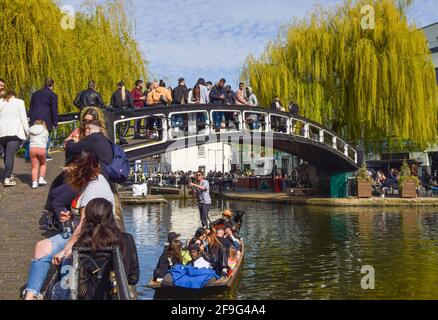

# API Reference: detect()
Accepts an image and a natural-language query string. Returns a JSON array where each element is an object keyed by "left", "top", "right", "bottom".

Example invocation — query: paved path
[
  {"left": 0, "top": 153, "right": 65, "bottom": 300},
  {"left": 217, "top": 191, "right": 438, "bottom": 206}
]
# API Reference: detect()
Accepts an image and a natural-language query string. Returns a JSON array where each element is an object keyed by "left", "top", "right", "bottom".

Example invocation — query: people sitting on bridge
[
  {"left": 172, "top": 78, "right": 189, "bottom": 104},
  {"left": 374, "top": 170, "right": 388, "bottom": 198},
  {"left": 147, "top": 80, "right": 172, "bottom": 106},
  {"left": 24, "top": 150, "right": 115, "bottom": 300},
  {"left": 131, "top": 80, "right": 147, "bottom": 139},
  {"left": 246, "top": 87, "right": 258, "bottom": 106},
  {"left": 235, "top": 82, "right": 247, "bottom": 105},
  {"left": 271, "top": 96, "right": 285, "bottom": 112},
  {"left": 50, "top": 198, "right": 139, "bottom": 300},
  {"left": 73, "top": 80, "right": 105, "bottom": 110}
]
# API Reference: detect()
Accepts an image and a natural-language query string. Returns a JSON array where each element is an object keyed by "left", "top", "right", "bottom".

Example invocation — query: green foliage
[
  {"left": 242, "top": 0, "right": 437, "bottom": 152},
  {"left": 0, "top": 0, "right": 147, "bottom": 113},
  {"left": 399, "top": 159, "right": 420, "bottom": 187},
  {"left": 356, "top": 163, "right": 372, "bottom": 182}
]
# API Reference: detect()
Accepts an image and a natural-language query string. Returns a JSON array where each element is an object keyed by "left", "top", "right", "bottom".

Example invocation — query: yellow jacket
[{"left": 147, "top": 87, "right": 173, "bottom": 105}]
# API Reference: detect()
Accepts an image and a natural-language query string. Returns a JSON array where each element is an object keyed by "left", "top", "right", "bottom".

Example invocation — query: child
[{"left": 29, "top": 120, "right": 49, "bottom": 189}]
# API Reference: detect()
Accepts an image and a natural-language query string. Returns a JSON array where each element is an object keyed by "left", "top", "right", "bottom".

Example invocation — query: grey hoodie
[
  {"left": 247, "top": 87, "right": 258, "bottom": 106},
  {"left": 29, "top": 124, "right": 49, "bottom": 149}
]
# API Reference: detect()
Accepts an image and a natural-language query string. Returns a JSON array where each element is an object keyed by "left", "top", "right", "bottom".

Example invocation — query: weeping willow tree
[
  {"left": 0, "top": 0, "right": 147, "bottom": 113},
  {"left": 242, "top": 0, "right": 438, "bottom": 152}
]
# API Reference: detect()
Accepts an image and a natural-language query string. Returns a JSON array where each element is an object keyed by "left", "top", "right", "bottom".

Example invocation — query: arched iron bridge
[{"left": 58, "top": 104, "right": 358, "bottom": 173}]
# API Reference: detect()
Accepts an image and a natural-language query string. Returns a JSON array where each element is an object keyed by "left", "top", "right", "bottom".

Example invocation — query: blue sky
[{"left": 60, "top": 0, "right": 438, "bottom": 88}]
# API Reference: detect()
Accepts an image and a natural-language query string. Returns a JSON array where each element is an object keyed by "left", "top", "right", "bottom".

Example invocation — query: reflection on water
[{"left": 123, "top": 199, "right": 438, "bottom": 300}]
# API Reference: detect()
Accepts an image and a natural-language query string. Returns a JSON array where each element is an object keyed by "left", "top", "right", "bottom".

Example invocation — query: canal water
[{"left": 123, "top": 199, "right": 438, "bottom": 300}]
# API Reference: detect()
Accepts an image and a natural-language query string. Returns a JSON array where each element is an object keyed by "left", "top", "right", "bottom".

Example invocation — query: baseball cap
[{"left": 168, "top": 232, "right": 181, "bottom": 242}]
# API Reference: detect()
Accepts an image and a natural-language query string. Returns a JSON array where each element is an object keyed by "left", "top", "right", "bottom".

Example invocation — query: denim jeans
[
  {"left": 199, "top": 204, "right": 211, "bottom": 228},
  {"left": 50, "top": 258, "right": 73, "bottom": 300},
  {"left": 25, "top": 234, "right": 70, "bottom": 296},
  {"left": 213, "top": 112, "right": 223, "bottom": 129}
]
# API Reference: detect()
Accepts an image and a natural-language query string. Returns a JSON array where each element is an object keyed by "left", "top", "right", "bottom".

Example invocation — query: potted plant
[
  {"left": 399, "top": 159, "right": 420, "bottom": 198},
  {"left": 356, "top": 163, "right": 372, "bottom": 198}
]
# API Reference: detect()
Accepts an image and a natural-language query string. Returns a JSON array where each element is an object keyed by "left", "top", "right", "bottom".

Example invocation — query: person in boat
[
  {"left": 205, "top": 231, "right": 229, "bottom": 278},
  {"left": 188, "top": 243, "right": 212, "bottom": 269},
  {"left": 211, "top": 209, "right": 233, "bottom": 230},
  {"left": 51, "top": 198, "right": 139, "bottom": 300},
  {"left": 227, "top": 246, "right": 241, "bottom": 275},
  {"left": 215, "top": 228, "right": 233, "bottom": 250},
  {"left": 153, "top": 239, "right": 183, "bottom": 282},
  {"left": 187, "top": 227, "right": 209, "bottom": 254},
  {"left": 224, "top": 224, "right": 241, "bottom": 250},
  {"left": 24, "top": 150, "right": 115, "bottom": 300}
]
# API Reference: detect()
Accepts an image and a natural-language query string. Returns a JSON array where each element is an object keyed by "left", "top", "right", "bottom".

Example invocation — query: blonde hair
[
  {"left": 34, "top": 119, "right": 47, "bottom": 129},
  {"left": 121, "top": 85, "right": 126, "bottom": 102}
]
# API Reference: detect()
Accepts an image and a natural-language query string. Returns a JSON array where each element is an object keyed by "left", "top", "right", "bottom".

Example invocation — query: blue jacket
[
  {"left": 209, "top": 85, "right": 226, "bottom": 104},
  {"left": 29, "top": 87, "right": 59, "bottom": 132},
  {"left": 170, "top": 264, "right": 219, "bottom": 289}
]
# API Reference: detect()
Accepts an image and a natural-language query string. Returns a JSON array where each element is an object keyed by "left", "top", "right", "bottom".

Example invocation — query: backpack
[{"left": 103, "top": 142, "right": 130, "bottom": 184}]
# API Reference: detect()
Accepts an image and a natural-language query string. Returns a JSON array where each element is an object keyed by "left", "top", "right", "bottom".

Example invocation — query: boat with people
[{"left": 147, "top": 210, "right": 245, "bottom": 294}]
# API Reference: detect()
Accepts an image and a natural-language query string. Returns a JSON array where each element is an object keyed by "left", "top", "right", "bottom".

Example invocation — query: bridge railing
[{"left": 58, "top": 105, "right": 357, "bottom": 166}]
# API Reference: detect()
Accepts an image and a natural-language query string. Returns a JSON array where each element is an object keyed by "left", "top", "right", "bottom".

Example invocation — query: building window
[{"left": 198, "top": 146, "right": 205, "bottom": 158}]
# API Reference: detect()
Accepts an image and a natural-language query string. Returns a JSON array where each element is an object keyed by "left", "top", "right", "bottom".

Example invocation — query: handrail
[{"left": 57, "top": 104, "right": 357, "bottom": 165}]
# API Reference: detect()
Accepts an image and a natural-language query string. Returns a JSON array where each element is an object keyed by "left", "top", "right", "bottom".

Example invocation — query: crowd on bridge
[{"left": 0, "top": 76, "right": 303, "bottom": 187}]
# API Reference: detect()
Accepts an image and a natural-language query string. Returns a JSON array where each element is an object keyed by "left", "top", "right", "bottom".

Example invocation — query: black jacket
[
  {"left": 65, "top": 132, "right": 113, "bottom": 172},
  {"left": 121, "top": 233, "right": 140, "bottom": 285},
  {"left": 271, "top": 100, "right": 283, "bottom": 110},
  {"left": 29, "top": 87, "right": 59, "bottom": 132},
  {"left": 73, "top": 89, "right": 105, "bottom": 110},
  {"left": 110, "top": 89, "right": 134, "bottom": 110},
  {"left": 207, "top": 245, "right": 228, "bottom": 277},
  {"left": 209, "top": 85, "right": 226, "bottom": 104},
  {"left": 153, "top": 252, "right": 180, "bottom": 279},
  {"left": 289, "top": 103, "right": 299, "bottom": 115},
  {"left": 172, "top": 85, "right": 189, "bottom": 104},
  {"left": 225, "top": 91, "right": 236, "bottom": 105}
]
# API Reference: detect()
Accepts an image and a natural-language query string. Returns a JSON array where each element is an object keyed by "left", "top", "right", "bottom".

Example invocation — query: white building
[{"left": 160, "top": 142, "right": 232, "bottom": 173}]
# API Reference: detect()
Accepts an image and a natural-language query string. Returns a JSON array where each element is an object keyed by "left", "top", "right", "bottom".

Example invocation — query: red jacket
[{"left": 131, "top": 87, "right": 145, "bottom": 108}]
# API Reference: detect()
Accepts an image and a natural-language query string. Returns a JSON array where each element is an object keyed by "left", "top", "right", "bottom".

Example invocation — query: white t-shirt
[
  {"left": 193, "top": 257, "right": 212, "bottom": 269},
  {"left": 79, "top": 175, "right": 114, "bottom": 208}
]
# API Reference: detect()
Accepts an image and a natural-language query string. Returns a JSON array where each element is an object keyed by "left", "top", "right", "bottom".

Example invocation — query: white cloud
[{"left": 60, "top": 0, "right": 438, "bottom": 88}]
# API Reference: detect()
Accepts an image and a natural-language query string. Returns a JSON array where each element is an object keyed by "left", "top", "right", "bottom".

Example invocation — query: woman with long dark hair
[
  {"left": 153, "top": 240, "right": 183, "bottom": 281},
  {"left": 51, "top": 198, "right": 139, "bottom": 300},
  {"left": 206, "top": 231, "right": 229, "bottom": 278},
  {"left": 24, "top": 150, "right": 114, "bottom": 300}
]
